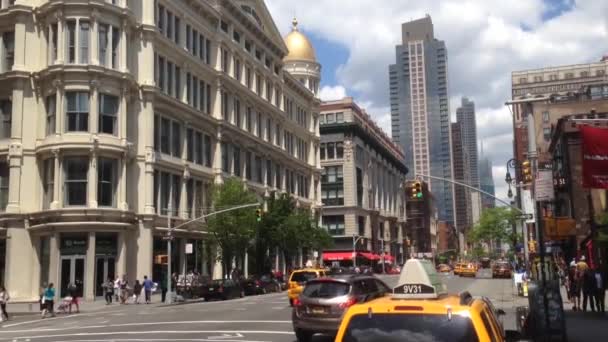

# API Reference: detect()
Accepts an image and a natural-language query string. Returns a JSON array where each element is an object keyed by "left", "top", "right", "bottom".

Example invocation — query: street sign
[
  {"left": 516, "top": 214, "right": 534, "bottom": 220},
  {"left": 521, "top": 190, "right": 536, "bottom": 223},
  {"left": 162, "top": 235, "right": 174, "bottom": 241},
  {"left": 185, "top": 243, "right": 193, "bottom": 254},
  {"left": 535, "top": 170, "right": 555, "bottom": 202}
]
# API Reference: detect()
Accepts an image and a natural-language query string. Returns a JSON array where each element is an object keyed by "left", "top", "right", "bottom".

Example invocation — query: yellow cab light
[
  {"left": 392, "top": 258, "right": 447, "bottom": 299},
  {"left": 394, "top": 305, "right": 424, "bottom": 311}
]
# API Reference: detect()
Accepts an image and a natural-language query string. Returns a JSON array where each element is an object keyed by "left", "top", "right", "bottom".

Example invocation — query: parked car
[
  {"left": 292, "top": 275, "right": 391, "bottom": 341},
  {"left": 492, "top": 261, "right": 513, "bottom": 278},
  {"left": 436, "top": 263, "right": 451, "bottom": 273},
  {"left": 243, "top": 275, "right": 282, "bottom": 295},
  {"left": 203, "top": 279, "right": 244, "bottom": 301}
]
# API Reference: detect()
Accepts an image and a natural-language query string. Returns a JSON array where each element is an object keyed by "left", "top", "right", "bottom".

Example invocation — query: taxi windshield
[
  {"left": 343, "top": 313, "right": 479, "bottom": 342},
  {"left": 290, "top": 271, "right": 318, "bottom": 283}
]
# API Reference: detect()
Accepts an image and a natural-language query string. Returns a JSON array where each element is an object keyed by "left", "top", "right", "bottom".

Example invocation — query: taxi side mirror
[{"left": 496, "top": 308, "right": 506, "bottom": 316}]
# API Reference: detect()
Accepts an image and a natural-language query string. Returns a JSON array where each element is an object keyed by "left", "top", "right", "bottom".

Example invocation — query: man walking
[
  {"left": 143, "top": 275, "right": 154, "bottom": 304},
  {"left": 582, "top": 266, "right": 597, "bottom": 312},
  {"left": 594, "top": 268, "right": 605, "bottom": 314}
]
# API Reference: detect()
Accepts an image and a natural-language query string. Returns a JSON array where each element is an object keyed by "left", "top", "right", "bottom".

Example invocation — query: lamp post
[
  {"left": 352, "top": 234, "right": 365, "bottom": 268},
  {"left": 505, "top": 158, "right": 530, "bottom": 265}
]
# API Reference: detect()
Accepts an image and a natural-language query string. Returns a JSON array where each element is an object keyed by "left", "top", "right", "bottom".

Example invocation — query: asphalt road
[{"left": 0, "top": 270, "right": 521, "bottom": 342}]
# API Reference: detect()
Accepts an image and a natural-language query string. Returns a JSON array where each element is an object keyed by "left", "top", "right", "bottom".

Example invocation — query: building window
[
  {"left": 97, "top": 158, "right": 117, "bottom": 207},
  {"left": 234, "top": 98, "right": 241, "bottom": 127},
  {"left": 48, "top": 24, "right": 58, "bottom": 64},
  {"left": 543, "top": 127, "right": 551, "bottom": 142},
  {"left": 42, "top": 158, "right": 54, "bottom": 210},
  {"left": 234, "top": 57, "right": 241, "bottom": 81},
  {"left": 221, "top": 91, "right": 229, "bottom": 121},
  {"left": 322, "top": 215, "right": 345, "bottom": 236},
  {"left": 326, "top": 142, "right": 335, "bottom": 159},
  {"left": 321, "top": 166, "right": 344, "bottom": 206},
  {"left": 64, "top": 157, "right": 88, "bottom": 206},
  {"left": 99, "top": 94, "right": 118, "bottom": 135},
  {"left": 246, "top": 67, "right": 252, "bottom": 89},
  {"left": 245, "top": 151, "right": 252, "bottom": 180},
  {"left": 0, "top": 100, "right": 11, "bottom": 139},
  {"left": 256, "top": 112, "right": 262, "bottom": 137},
  {"left": 255, "top": 156, "right": 262, "bottom": 183},
  {"left": 79, "top": 20, "right": 90, "bottom": 64},
  {"left": 542, "top": 111, "right": 549, "bottom": 123},
  {"left": 99, "top": 24, "right": 120, "bottom": 68},
  {"left": 336, "top": 112, "right": 344, "bottom": 123},
  {"left": 336, "top": 142, "right": 344, "bottom": 159},
  {"left": 45, "top": 95, "right": 56, "bottom": 136},
  {"left": 159, "top": 117, "right": 170, "bottom": 153},
  {"left": 326, "top": 113, "right": 335, "bottom": 124},
  {"left": 246, "top": 107, "right": 252, "bottom": 132},
  {"left": 204, "top": 134, "right": 212, "bottom": 168},
  {"left": 171, "top": 121, "right": 181, "bottom": 157},
  {"left": 233, "top": 146, "right": 241, "bottom": 176},
  {"left": 221, "top": 142, "right": 229, "bottom": 172},
  {"left": 175, "top": 66, "right": 181, "bottom": 99},
  {"left": 2, "top": 31, "right": 14, "bottom": 70},
  {"left": 0, "top": 162, "right": 7, "bottom": 211},
  {"left": 186, "top": 128, "right": 194, "bottom": 162},
  {"left": 66, "top": 92, "right": 89, "bottom": 132}
]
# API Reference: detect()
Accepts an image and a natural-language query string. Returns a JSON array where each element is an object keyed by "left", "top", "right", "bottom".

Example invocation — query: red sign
[{"left": 581, "top": 125, "right": 608, "bottom": 189}]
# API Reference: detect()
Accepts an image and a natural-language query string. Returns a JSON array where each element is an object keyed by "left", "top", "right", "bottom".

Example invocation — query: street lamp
[{"left": 352, "top": 234, "right": 365, "bottom": 268}]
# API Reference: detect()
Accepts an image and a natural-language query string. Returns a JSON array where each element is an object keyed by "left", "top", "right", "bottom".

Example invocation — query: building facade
[
  {"left": 389, "top": 15, "right": 455, "bottom": 225},
  {"left": 450, "top": 122, "right": 472, "bottom": 247},
  {"left": 0, "top": 0, "right": 321, "bottom": 301},
  {"left": 456, "top": 97, "right": 479, "bottom": 189},
  {"left": 319, "top": 98, "right": 408, "bottom": 265},
  {"left": 478, "top": 146, "right": 495, "bottom": 209}
]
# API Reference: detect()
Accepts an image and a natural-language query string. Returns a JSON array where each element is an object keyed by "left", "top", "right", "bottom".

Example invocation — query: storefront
[
  {"left": 94, "top": 233, "right": 117, "bottom": 297},
  {"left": 59, "top": 234, "right": 87, "bottom": 298}
]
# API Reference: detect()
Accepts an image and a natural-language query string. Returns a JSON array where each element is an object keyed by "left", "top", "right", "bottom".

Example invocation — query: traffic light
[
  {"left": 522, "top": 160, "right": 532, "bottom": 183},
  {"left": 411, "top": 181, "right": 423, "bottom": 199},
  {"left": 256, "top": 208, "right": 262, "bottom": 222}
]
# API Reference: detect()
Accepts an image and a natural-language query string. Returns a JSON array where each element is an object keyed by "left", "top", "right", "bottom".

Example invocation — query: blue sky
[{"left": 306, "top": 32, "right": 348, "bottom": 89}]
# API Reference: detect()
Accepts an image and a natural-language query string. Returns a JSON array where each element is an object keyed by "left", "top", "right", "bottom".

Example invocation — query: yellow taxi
[
  {"left": 454, "top": 262, "right": 465, "bottom": 275},
  {"left": 287, "top": 268, "right": 326, "bottom": 306},
  {"left": 460, "top": 262, "right": 478, "bottom": 277},
  {"left": 335, "top": 259, "right": 521, "bottom": 342}
]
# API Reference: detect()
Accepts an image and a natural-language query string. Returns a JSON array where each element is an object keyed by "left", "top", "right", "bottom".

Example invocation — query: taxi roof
[{"left": 392, "top": 258, "right": 447, "bottom": 299}]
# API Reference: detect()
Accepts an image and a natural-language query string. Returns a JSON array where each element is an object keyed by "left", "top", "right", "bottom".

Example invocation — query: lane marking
[
  {"left": 2, "top": 309, "right": 129, "bottom": 328},
  {"left": 1, "top": 321, "right": 292, "bottom": 334},
  {"left": 0, "top": 330, "right": 294, "bottom": 341},
  {"left": 271, "top": 307, "right": 285, "bottom": 310}
]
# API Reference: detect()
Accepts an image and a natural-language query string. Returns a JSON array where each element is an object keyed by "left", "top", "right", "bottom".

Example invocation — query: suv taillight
[
  {"left": 338, "top": 297, "right": 357, "bottom": 309},
  {"left": 293, "top": 298, "right": 302, "bottom": 307}
]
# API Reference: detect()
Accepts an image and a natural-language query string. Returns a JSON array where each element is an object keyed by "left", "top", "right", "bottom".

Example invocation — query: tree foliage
[
  {"left": 205, "top": 178, "right": 258, "bottom": 274},
  {"left": 468, "top": 207, "right": 519, "bottom": 252}
]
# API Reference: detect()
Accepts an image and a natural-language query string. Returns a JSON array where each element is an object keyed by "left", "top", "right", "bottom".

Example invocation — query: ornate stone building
[{"left": 0, "top": 0, "right": 320, "bottom": 300}]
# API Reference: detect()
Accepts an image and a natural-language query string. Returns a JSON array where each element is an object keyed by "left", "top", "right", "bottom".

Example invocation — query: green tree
[
  {"left": 468, "top": 207, "right": 519, "bottom": 255},
  {"left": 205, "top": 178, "right": 258, "bottom": 276}
]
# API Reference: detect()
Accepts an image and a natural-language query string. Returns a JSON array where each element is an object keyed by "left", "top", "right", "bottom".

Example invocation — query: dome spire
[{"left": 292, "top": 17, "right": 298, "bottom": 31}]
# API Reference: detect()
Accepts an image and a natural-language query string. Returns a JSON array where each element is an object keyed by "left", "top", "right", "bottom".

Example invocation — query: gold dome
[{"left": 283, "top": 18, "right": 317, "bottom": 62}]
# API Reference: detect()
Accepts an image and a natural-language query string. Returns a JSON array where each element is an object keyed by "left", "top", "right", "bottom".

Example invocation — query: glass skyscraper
[{"left": 389, "top": 15, "right": 455, "bottom": 224}]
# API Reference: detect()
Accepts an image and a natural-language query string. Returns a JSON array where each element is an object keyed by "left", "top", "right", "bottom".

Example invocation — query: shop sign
[
  {"left": 61, "top": 235, "right": 87, "bottom": 255},
  {"left": 581, "top": 125, "right": 608, "bottom": 189},
  {"left": 535, "top": 170, "right": 555, "bottom": 202},
  {"left": 96, "top": 235, "right": 117, "bottom": 255},
  {"left": 185, "top": 243, "right": 193, "bottom": 254}
]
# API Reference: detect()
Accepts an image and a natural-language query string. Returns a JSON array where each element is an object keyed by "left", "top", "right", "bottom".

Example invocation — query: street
[{"left": 0, "top": 272, "right": 521, "bottom": 342}]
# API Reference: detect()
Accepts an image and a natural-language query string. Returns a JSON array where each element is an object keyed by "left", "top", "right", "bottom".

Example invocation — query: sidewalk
[
  {"left": 559, "top": 286, "right": 607, "bottom": 341},
  {"left": 6, "top": 293, "right": 167, "bottom": 316}
]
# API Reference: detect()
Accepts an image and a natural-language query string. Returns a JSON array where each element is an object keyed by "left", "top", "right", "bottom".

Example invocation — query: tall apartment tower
[
  {"left": 479, "top": 143, "right": 495, "bottom": 209},
  {"left": 450, "top": 123, "right": 472, "bottom": 239},
  {"left": 389, "top": 15, "right": 455, "bottom": 224},
  {"left": 456, "top": 97, "right": 479, "bottom": 188}
]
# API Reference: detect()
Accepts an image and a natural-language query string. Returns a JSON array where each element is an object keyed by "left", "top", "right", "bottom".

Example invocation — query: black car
[
  {"left": 243, "top": 275, "right": 282, "bottom": 295},
  {"left": 292, "top": 274, "right": 391, "bottom": 341},
  {"left": 203, "top": 279, "right": 244, "bottom": 301}
]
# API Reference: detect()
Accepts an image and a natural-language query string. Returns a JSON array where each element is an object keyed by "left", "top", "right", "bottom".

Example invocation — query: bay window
[
  {"left": 0, "top": 100, "right": 11, "bottom": 139},
  {"left": 64, "top": 157, "right": 88, "bottom": 206},
  {"left": 66, "top": 91, "right": 89, "bottom": 132},
  {"left": 46, "top": 95, "right": 56, "bottom": 135},
  {"left": 0, "top": 162, "right": 8, "bottom": 211},
  {"left": 99, "top": 94, "right": 118, "bottom": 135},
  {"left": 42, "top": 158, "right": 54, "bottom": 210},
  {"left": 97, "top": 158, "right": 117, "bottom": 207}
]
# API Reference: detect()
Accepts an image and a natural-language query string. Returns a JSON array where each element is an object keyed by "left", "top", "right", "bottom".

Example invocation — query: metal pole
[
  {"left": 352, "top": 234, "right": 356, "bottom": 268},
  {"left": 166, "top": 205, "right": 172, "bottom": 304},
  {"left": 381, "top": 239, "right": 385, "bottom": 274}
]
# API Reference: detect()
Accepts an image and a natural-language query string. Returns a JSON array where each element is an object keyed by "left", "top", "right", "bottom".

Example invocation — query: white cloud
[
  {"left": 318, "top": 85, "right": 348, "bottom": 101},
  {"left": 266, "top": 0, "right": 608, "bottom": 210}
]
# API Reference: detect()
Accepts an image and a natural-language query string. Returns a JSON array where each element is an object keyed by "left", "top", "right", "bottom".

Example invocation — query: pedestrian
[
  {"left": 119, "top": 275, "right": 129, "bottom": 304},
  {"left": 143, "top": 275, "right": 154, "bottom": 304},
  {"left": 160, "top": 273, "right": 168, "bottom": 303},
  {"left": 41, "top": 283, "right": 56, "bottom": 318},
  {"left": 39, "top": 283, "right": 46, "bottom": 313},
  {"left": 593, "top": 268, "right": 605, "bottom": 314},
  {"left": 581, "top": 266, "right": 597, "bottom": 312},
  {"left": 0, "top": 285, "right": 9, "bottom": 322},
  {"left": 67, "top": 283, "right": 80, "bottom": 314},
  {"left": 568, "top": 262, "right": 581, "bottom": 311},
  {"left": 114, "top": 276, "right": 120, "bottom": 302},
  {"left": 102, "top": 277, "right": 114, "bottom": 305},
  {"left": 132, "top": 280, "right": 142, "bottom": 304},
  {"left": 577, "top": 256, "right": 589, "bottom": 273}
]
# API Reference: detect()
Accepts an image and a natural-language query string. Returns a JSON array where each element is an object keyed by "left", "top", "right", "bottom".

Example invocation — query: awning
[
  {"left": 383, "top": 255, "right": 395, "bottom": 262},
  {"left": 360, "top": 252, "right": 380, "bottom": 261},
  {"left": 322, "top": 252, "right": 353, "bottom": 261}
]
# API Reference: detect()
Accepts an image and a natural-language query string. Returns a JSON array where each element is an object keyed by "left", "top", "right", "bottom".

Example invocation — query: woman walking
[
  {"left": 41, "top": 283, "right": 56, "bottom": 318},
  {"left": 67, "top": 283, "right": 80, "bottom": 314},
  {"left": 132, "top": 280, "right": 142, "bottom": 304},
  {"left": 0, "top": 286, "right": 10, "bottom": 322}
]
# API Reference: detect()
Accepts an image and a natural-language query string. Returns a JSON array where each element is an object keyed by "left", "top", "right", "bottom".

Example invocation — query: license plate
[{"left": 311, "top": 307, "right": 325, "bottom": 314}]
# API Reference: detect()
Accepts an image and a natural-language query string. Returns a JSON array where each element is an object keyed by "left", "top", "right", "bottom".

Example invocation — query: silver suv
[{"left": 291, "top": 274, "right": 390, "bottom": 342}]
